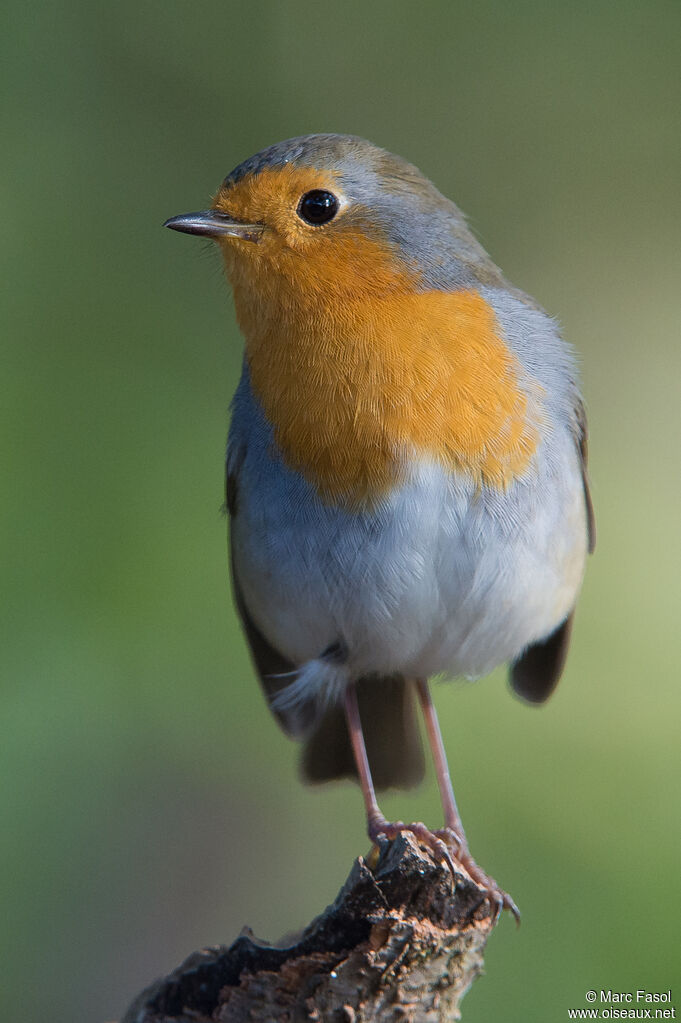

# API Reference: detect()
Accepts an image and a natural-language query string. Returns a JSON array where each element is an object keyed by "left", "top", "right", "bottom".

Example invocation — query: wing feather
[
  {"left": 509, "top": 399, "right": 595, "bottom": 702},
  {"left": 227, "top": 469, "right": 318, "bottom": 738}
]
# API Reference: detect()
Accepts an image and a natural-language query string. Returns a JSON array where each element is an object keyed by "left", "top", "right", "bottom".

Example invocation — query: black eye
[{"left": 297, "top": 189, "right": 339, "bottom": 226}]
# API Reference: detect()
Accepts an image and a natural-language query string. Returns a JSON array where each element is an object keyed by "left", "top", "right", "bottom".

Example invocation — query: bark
[{"left": 122, "top": 833, "right": 499, "bottom": 1023}]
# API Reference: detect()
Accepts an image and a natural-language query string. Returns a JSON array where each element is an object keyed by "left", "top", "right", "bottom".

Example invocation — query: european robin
[{"left": 165, "top": 134, "right": 595, "bottom": 919}]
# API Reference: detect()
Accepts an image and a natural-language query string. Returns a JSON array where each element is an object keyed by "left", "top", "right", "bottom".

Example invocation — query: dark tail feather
[
  {"left": 510, "top": 612, "right": 574, "bottom": 704},
  {"left": 301, "top": 675, "right": 425, "bottom": 791}
]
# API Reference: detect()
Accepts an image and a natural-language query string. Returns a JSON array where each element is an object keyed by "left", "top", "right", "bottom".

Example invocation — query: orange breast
[
  {"left": 239, "top": 286, "right": 540, "bottom": 505},
  {"left": 214, "top": 167, "right": 539, "bottom": 505}
]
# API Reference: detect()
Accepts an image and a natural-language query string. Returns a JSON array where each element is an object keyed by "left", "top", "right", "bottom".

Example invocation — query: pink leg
[
  {"left": 415, "top": 679, "right": 520, "bottom": 922},
  {"left": 343, "top": 682, "right": 458, "bottom": 876},
  {"left": 415, "top": 678, "right": 468, "bottom": 847}
]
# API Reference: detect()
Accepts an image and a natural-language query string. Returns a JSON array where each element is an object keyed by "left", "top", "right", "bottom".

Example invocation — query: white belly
[{"left": 230, "top": 432, "right": 588, "bottom": 704}]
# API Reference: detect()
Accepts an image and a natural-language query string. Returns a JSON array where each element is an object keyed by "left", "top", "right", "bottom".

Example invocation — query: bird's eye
[{"left": 297, "top": 190, "right": 339, "bottom": 226}]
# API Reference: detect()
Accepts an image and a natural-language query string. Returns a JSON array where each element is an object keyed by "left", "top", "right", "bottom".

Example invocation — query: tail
[
  {"left": 301, "top": 675, "right": 425, "bottom": 791},
  {"left": 509, "top": 612, "right": 574, "bottom": 704}
]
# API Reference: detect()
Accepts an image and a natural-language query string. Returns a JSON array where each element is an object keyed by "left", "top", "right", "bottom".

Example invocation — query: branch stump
[{"left": 122, "top": 833, "right": 500, "bottom": 1023}]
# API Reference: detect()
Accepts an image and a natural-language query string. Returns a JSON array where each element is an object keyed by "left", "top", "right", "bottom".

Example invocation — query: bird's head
[
  {"left": 165, "top": 134, "right": 501, "bottom": 318},
  {"left": 165, "top": 135, "right": 539, "bottom": 502}
]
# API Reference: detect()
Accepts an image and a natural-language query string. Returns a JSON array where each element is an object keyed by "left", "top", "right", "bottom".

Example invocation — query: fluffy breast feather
[{"left": 239, "top": 287, "right": 542, "bottom": 506}]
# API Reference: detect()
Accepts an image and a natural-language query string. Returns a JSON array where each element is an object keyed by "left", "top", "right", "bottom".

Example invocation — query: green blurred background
[{"left": 3, "top": 1, "right": 680, "bottom": 1020}]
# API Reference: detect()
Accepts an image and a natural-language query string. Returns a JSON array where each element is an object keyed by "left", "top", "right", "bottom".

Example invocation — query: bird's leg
[
  {"left": 414, "top": 678, "right": 468, "bottom": 852},
  {"left": 415, "top": 678, "right": 520, "bottom": 922},
  {"left": 343, "top": 682, "right": 458, "bottom": 876}
]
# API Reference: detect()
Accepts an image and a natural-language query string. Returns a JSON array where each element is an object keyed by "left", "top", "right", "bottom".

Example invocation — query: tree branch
[{"left": 122, "top": 833, "right": 499, "bottom": 1023}]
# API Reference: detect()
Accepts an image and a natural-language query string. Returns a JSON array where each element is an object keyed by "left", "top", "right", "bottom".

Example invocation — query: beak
[{"left": 163, "top": 210, "right": 264, "bottom": 242}]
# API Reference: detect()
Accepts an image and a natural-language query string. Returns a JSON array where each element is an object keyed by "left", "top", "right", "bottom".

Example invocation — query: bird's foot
[
  {"left": 368, "top": 815, "right": 460, "bottom": 877},
  {"left": 367, "top": 815, "right": 519, "bottom": 923},
  {"left": 434, "top": 826, "right": 520, "bottom": 924}
]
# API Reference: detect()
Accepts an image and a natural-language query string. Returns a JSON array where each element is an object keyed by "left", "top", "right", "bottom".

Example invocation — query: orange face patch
[
  {"left": 213, "top": 164, "right": 420, "bottom": 304},
  {"left": 214, "top": 164, "right": 343, "bottom": 250},
  {"left": 215, "top": 167, "right": 540, "bottom": 504}
]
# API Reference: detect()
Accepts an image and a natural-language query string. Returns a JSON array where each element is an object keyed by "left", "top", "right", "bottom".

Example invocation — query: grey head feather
[{"left": 221, "top": 133, "right": 505, "bottom": 292}]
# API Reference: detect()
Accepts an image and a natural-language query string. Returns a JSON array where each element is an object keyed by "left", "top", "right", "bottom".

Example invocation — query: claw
[
  {"left": 454, "top": 851, "right": 520, "bottom": 924},
  {"left": 368, "top": 816, "right": 457, "bottom": 874},
  {"left": 434, "top": 826, "right": 463, "bottom": 858},
  {"left": 433, "top": 825, "right": 520, "bottom": 923},
  {"left": 369, "top": 816, "right": 520, "bottom": 923}
]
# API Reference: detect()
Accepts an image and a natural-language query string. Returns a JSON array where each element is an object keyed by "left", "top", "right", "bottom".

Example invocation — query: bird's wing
[
  {"left": 575, "top": 397, "right": 596, "bottom": 556},
  {"left": 510, "top": 398, "right": 595, "bottom": 702},
  {"left": 226, "top": 466, "right": 318, "bottom": 739}
]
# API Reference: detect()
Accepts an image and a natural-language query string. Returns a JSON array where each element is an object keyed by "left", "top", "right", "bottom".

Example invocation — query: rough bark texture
[{"left": 122, "top": 833, "right": 498, "bottom": 1023}]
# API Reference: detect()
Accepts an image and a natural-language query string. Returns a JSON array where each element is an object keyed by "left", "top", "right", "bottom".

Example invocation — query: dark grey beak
[{"left": 163, "top": 210, "right": 263, "bottom": 242}]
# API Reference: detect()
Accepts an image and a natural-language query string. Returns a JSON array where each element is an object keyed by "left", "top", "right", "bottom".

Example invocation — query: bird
[{"left": 164, "top": 133, "right": 595, "bottom": 919}]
